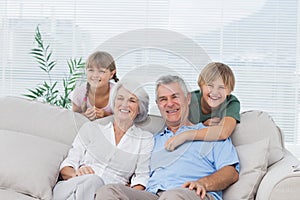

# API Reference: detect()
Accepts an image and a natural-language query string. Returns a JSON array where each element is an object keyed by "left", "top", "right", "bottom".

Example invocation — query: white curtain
[{"left": 1, "top": 0, "right": 299, "bottom": 147}]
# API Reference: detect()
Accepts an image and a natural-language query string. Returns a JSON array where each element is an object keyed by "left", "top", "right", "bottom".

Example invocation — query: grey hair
[
  {"left": 110, "top": 80, "right": 149, "bottom": 123},
  {"left": 155, "top": 75, "right": 189, "bottom": 100}
]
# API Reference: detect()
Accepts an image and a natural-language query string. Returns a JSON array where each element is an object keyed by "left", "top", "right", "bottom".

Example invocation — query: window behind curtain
[{"left": 0, "top": 0, "right": 299, "bottom": 148}]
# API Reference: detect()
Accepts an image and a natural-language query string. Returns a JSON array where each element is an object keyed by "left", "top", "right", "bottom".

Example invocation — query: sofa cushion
[
  {"left": 231, "top": 110, "right": 284, "bottom": 166},
  {"left": 0, "top": 189, "right": 37, "bottom": 200},
  {"left": 0, "top": 130, "right": 70, "bottom": 200},
  {"left": 223, "top": 139, "right": 269, "bottom": 200}
]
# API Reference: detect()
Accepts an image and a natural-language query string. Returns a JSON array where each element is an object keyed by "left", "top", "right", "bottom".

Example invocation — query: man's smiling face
[{"left": 156, "top": 82, "right": 190, "bottom": 127}]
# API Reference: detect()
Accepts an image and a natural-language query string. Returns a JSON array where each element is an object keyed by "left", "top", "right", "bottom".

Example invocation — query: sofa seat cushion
[
  {"left": 231, "top": 110, "right": 284, "bottom": 166},
  {"left": 0, "top": 189, "right": 37, "bottom": 200},
  {"left": 0, "top": 130, "right": 70, "bottom": 200}
]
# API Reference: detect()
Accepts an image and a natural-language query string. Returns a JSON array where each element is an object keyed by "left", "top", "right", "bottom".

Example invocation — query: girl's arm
[{"left": 72, "top": 102, "right": 82, "bottom": 112}]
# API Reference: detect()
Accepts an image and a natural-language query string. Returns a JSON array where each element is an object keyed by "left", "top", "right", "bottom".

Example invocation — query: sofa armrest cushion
[
  {"left": 223, "top": 139, "right": 269, "bottom": 200},
  {"left": 256, "top": 150, "right": 300, "bottom": 200},
  {"left": 0, "top": 130, "right": 70, "bottom": 200}
]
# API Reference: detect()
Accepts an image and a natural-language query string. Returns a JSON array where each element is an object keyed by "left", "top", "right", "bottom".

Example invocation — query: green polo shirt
[{"left": 188, "top": 90, "right": 240, "bottom": 124}]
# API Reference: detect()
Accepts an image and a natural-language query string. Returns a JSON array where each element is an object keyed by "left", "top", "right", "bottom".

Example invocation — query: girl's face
[
  {"left": 114, "top": 87, "right": 140, "bottom": 122},
  {"left": 86, "top": 65, "right": 115, "bottom": 88},
  {"left": 200, "top": 76, "right": 231, "bottom": 109}
]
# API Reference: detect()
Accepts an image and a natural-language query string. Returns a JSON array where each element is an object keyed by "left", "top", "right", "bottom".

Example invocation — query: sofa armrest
[{"left": 256, "top": 150, "right": 300, "bottom": 200}]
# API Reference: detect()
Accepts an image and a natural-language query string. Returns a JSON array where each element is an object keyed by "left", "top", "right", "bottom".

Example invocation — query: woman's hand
[{"left": 75, "top": 165, "right": 95, "bottom": 176}]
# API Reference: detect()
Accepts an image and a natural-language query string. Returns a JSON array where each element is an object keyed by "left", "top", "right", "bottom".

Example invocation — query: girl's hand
[
  {"left": 164, "top": 133, "right": 188, "bottom": 151},
  {"left": 76, "top": 165, "right": 95, "bottom": 176},
  {"left": 84, "top": 107, "right": 97, "bottom": 120},
  {"left": 95, "top": 107, "right": 105, "bottom": 119}
]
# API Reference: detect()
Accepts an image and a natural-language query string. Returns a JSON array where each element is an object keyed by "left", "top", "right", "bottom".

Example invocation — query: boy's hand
[
  {"left": 203, "top": 117, "right": 221, "bottom": 126},
  {"left": 164, "top": 133, "right": 188, "bottom": 151}
]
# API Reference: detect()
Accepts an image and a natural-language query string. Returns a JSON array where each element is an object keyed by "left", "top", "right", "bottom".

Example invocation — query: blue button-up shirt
[{"left": 146, "top": 123, "right": 240, "bottom": 200}]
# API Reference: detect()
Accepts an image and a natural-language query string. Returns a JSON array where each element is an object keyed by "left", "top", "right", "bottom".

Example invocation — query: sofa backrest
[
  {"left": 97, "top": 109, "right": 285, "bottom": 166},
  {"left": 0, "top": 96, "right": 88, "bottom": 145},
  {"left": 95, "top": 114, "right": 165, "bottom": 134}
]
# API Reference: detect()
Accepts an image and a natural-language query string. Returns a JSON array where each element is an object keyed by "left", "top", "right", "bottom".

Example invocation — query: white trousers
[{"left": 53, "top": 174, "right": 105, "bottom": 200}]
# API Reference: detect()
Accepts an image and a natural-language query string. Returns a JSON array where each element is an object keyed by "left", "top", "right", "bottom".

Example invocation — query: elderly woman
[{"left": 52, "top": 80, "right": 154, "bottom": 200}]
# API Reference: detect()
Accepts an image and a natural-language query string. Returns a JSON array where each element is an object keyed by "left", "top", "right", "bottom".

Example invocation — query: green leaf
[
  {"left": 30, "top": 49, "right": 44, "bottom": 54},
  {"left": 23, "top": 94, "right": 38, "bottom": 99},
  {"left": 27, "top": 89, "right": 40, "bottom": 96},
  {"left": 24, "top": 25, "right": 85, "bottom": 109},
  {"left": 48, "top": 61, "right": 56, "bottom": 71},
  {"left": 32, "top": 53, "right": 46, "bottom": 60}
]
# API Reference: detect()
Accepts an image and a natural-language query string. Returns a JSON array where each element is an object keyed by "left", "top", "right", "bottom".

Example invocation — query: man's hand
[
  {"left": 76, "top": 165, "right": 95, "bottom": 176},
  {"left": 182, "top": 181, "right": 207, "bottom": 199}
]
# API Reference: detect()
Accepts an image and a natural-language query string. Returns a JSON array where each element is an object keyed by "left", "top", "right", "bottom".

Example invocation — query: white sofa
[{"left": 0, "top": 96, "right": 300, "bottom": 200}]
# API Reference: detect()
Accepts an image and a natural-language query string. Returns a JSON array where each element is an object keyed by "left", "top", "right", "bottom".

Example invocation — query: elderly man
[{"left": 96, "top": 75, "right": 239, "bottom": 200}]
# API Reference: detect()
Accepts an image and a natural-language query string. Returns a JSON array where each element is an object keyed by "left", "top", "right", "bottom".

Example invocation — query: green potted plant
[{"left": 24, "top": 26, "right": 85, "bottom": 109}]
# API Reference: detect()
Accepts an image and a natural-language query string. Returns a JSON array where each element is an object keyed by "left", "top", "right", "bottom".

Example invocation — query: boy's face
[{"left": 200, "top": 76, "right": 231, "bottom": 109}]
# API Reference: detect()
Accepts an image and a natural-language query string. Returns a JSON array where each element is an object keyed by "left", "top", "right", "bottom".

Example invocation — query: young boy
[{"left": 165, "top": 62, "right": 240, "bottom": 151}]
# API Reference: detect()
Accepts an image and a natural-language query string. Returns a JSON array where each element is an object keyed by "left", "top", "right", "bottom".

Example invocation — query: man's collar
[{"left": 160, "top": 124, "right": 197, "bottom": 136}]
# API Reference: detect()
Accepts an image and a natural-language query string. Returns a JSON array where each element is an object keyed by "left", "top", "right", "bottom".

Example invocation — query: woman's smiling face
[{"left": 114, "top": 86, "right": 140, "bottom": 122}]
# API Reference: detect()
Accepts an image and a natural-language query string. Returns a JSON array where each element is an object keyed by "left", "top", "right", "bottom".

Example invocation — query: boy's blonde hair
[{"left": 198, "top": 62, "right": 235, "bottom": 92}]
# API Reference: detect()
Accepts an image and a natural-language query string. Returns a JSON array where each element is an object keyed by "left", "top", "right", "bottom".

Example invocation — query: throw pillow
[
  {"left": 223, "top": 139, "right": 269, "bottom": 200},
  {"left": 0, "top": 130, "right": 70, "bottom": 200}
]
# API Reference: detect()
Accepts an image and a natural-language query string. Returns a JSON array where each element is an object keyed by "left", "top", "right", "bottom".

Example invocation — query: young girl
[{"left": 72, "top": 51, "right": 119, "bottom": 120}]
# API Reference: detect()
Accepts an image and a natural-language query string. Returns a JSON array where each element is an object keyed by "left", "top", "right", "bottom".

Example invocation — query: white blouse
[{"left": 60, "top": 121, "right": 154, "bottom": 187}]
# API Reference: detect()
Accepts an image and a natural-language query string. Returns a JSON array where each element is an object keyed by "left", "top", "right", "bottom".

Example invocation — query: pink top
[{"left": 71, "top": 82, "right": 114, "bottom": 113}]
